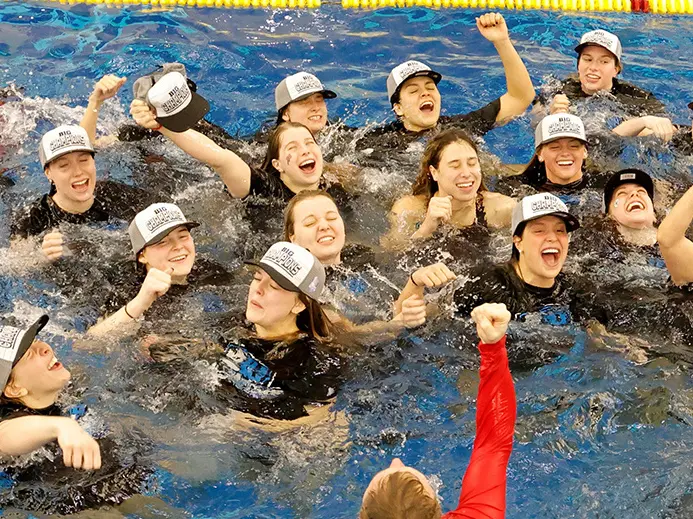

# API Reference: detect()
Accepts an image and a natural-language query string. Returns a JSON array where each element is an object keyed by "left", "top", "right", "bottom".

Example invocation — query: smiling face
[
  {"left": 44, "top": 151, "right": 97, "bottom": 211},
  {"left": 514, "top": 216, "right": 569, "bottom": 288},
  {"left": 271, "top": 126, "right": 324, "bottom": 192},
  {"left": 430, "top": 140, "right": 482, "bottom": 203},
  {"left": 393, "top": 76, "right": 441, "bottom": 132},
  {"left": 608, "top": 183, "right": 655, "bottom": 230},
  {"left": 537, "top": 138, "right": 587, "bottom": 185},
  {"left": 288, "top": 195, "right": 345, "bottom": 265},
  {"left": 138, "top": 226, "right": 196, "bottom": 277},
  {"left": 245, "top": 268, "right": 304, "bottom": 332},
  {"left": 578, "top": 45, "right": 620, "bottom": 94},
  {"left": 3, "top": 340, "right": 71, "bottom": 404},
  {"left": 282, "top": 93, "right": 328, "bottom": 134}
]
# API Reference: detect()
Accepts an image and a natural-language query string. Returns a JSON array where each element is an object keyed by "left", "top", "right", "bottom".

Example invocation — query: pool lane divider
[{"left": 14, "top": 0, "right": 693, "bottom": 12}]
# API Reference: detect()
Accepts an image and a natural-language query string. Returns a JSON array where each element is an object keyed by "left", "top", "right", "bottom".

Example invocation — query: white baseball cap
[
  {"left": 535, "top": 114, "right": 587, "bottom": 149},
  {"left": 133, "top": 63, "right": 209, "bottom": 132},
  {"left": 128, "top": 203, "right": 199, "bottom": 256},
  {"left": 575, "top": 29, "right": 623, "bottom": 64},
  {"left": 38, "top": 125, "right": 95, "bottom": 168},
  {"left": 245, "top": 242, "right": 325, "bottom": 299},
  {"left": 274, "top": 72, "right": 337, "bottom": 113},
  {"left": 511, "top": 193, "right": 580, "bottom": 236},
  {"left": 387, "top": 60, "right": 442, "bottom": 105},
  {"left": 0, "top": 315, "right": 49, "bottom": 389}
]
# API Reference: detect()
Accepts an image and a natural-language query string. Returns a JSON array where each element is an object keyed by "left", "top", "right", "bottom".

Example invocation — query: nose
[
  {"left": 317, "top": 218, "right": 330, "bottom": 230},
  {"left": 389, "top": 458, "right": 405, "bottom": 469},
  {"left": 33, "top": 340, "right": 52, "bottom": 357}
]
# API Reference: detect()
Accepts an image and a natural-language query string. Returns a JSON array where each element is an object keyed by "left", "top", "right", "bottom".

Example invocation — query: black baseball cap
[{"left": 603, "top": 169, "right": 654, "bottom": 211}]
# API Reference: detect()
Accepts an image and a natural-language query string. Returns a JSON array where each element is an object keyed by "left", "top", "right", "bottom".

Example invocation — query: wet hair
[
  {"left": 295, "top": 293, "right": 339, "bottom": 342},
  {"left": 260, "top": 121, "right": 317, "bottom": 177},
  {"left": 359, "top": 471, "right": 442, "bottom": 519},
  {"left": 0, "top": 372, "right": 24, "bottom": 407},
  {"left": 283, "top": 190, "right": 338, "bottom": 241},
  {"left": 412, "top": 128, "right": 487, "bottom": 201}
]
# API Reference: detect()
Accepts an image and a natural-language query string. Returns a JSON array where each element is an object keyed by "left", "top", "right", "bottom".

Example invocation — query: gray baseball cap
[
  {"left": 133, "top": 63, "right": 209, "bottom": 132},
  {"left": 275, "top": 72, "right": 337, "bottom": 113},
  {"left": 245, "top": 242, "right": 325, "bottom": 299},
  {"left": 575, "top": 29, "right": 623, "bottom": 65},
  {"left": 387, "top": 60, "right": 442, "bottom": 105},
  {"left": 0, "top": 315, "right": 49, "bottom": 389},
  {"left": 534, "top": 113, "right": 587, "bottom": 149},
  {"left": 38, "top": 125, "right": 95, "bottom": 169},
  {"left": 128, "top": 203, "right": 199, "bottom": 256},
  {"left": 511, "top": 193, "right": 580, "bottom": 236}
]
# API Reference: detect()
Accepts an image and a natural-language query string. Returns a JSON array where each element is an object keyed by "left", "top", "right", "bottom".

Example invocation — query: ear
[
  {"left": 291, "top": 298, "right": 306, "bottom": 316},
  {"left": 289, "top": 233, "right": 296, "bottom": 243},
  {"left": 537, "top": 147, "right": 545, "bottom": 163},
  {"left": 137, "top": 250, "right": 148, "bottom": 267},
  {"left": 512, "top": 235, "right": 523, "bottom": 253},
  {"left": 272, "top": 158, "right": 283, "bottom": 174},
  {"left": 429, "top": 165, "right": 439, "bottom": 182},
  {"left": 393, "top": 103, "right": 404, "bottom": 117},
  {"left": 282, "top": 109, "right": 291, "bottom": 123},
  {"left": 3, "top": 382, "right": 28, "bottom": 400},
  {"left": 44, "top": 164, "right": 53, "bottom": 183}
]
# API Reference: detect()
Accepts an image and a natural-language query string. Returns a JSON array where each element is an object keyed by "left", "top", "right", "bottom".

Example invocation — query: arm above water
[
  {"left": 130, "top": 99, "right": 252, "bottom": 197},
  {"left": 658, "top": 185, "right": 693, "bottom": 286},
  {"left": 80, "top": 75, "right": 127, "bottom": 145},
  {"left": 612, "top": 115, "right": 675, "bottom": 142}
]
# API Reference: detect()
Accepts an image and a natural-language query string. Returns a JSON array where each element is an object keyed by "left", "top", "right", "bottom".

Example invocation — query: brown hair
[
  {"left": 0, "top": 371, "right": 24, "bottom": 407},
  {"left": 283, "top": 190, "right": 338, "bottom": 241},
  {"left": 359, "top": 471, "right": 442, "bottom": 519},
  {"left": 296, "top": 293, "right": 342, "bottom": 343},
  {"left": 260, "top": 121, "right": 317, "bottom": 177},
  {"left": 412, "top": 128, "right": 487, "bottom": 201}
]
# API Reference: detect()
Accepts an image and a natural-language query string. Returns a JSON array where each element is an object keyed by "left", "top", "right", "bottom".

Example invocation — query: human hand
[
  {"left": 89, "top": 75, "right": 127, "bottom": 105},
  {"left": 411, "top": 262, "right": 457, "bottom": 288},
  {"left": 130, "top": 99, "right": 160, "bottom": 130},
  {"left": 41, "top": 230, "right": 64, "bottom": 261},
  {"left": 476, "top": 13, "right": 509, "bottom": 43},
  {"left": 55, "top": 418, "right": 102, "bottom": 470},
  {"left": 131, "top": 267, "right": 174, "bottom": 315},
  {"left": 395, "top": 294, "right": 427, "bottom": 328},
  {"left": 640, "top": 116, "right": 675, "bottom": 142},
  {"left": 471, "top": 302, "right": 511, "bottom": 344},
  {"left": 421, "top": 195, "right": 453, "bottom": 234},
  {"left": 549, "top": 94, "right": 571, "bottom": 115}
]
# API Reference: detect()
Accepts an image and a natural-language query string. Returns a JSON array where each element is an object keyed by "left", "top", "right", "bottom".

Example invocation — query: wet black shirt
[
  {"left": 10, "top": 180, "right": 159, "bottom": 239},
  {"left": 358, "top": 98, "right": 502, "bottom": 152},
  {"left": 0, "top": 401, "right": 151, "bottom": 515}
]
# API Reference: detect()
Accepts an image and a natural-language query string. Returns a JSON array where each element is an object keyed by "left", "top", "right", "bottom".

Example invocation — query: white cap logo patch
[
  {"left": 147, "top": 72, "right": 192, "bottom": 118},
  {"left": 529, "top": 193, "right": 568, "bottom": 214},
  {"left": 392, "top": 61, "right": 430, "bottom": 84},
  {"left": 577, "top": 29, "right": 622, "bottom": 62},
  {"left": 620, "top": 173, "right": 637, "bottom": 181},
  {"left": 287, "top": 73, "right": 324, "bottom": 99},
  {"left": 246, "top": 242, "right": 325, "bottom": 298},
  {"left": 535, "top": 113, "right": 586, "bottom": 149},
  {"left": 547, "top": 117, "right": 583, "bottom": 138},
  {"left": 511, "top": 193, "right": 580, "bottom": 236},
  {"left": 38, "top": 125, "right": 95, "bottom": 168},
  {"left": 264, "top": 245, "right": 309, "bottom": 284},
  {"left": 128, "top": 203, "right": 199, "bottom": 255},
  {"left": 0, "top": 327, "right": 21, "bottom": 357}
]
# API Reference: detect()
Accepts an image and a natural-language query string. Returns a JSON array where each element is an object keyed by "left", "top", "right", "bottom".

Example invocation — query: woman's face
[
  {"left": 44, "top": 151, "right": 97, "bottom": 206},
  {"left": 538, "top": 138, "right": 586, "bottom": 185},
  {"left": 289, "top": 196, "right": 345, "bottom": 264},
  {"left": 430, "top": 140, "right": 482, "bottom": 202},
  {"left": 608, "top": 183, "right": 655, "bottom": 230},
  {"left": 139, "top": 227, "right": 196, "bottom": 276},
  {"left": 246, "top": 269, "right": 304, "bottom": 330},
  {"left": 578, "top": 45, "right": 620, "bottom": 94},
  {"left": 282, "top": 93, "right": 328, "bottom": 134},
  {"left": 514, "top": 216, "right": 569, "bottom": 286},
  {"left": 271, "top": 127, "right": 323, "bottom": 190},
  {"left": 393, "top": 76, "right": 441, "bottom": 132},
  {"left": 4, "top": 340, "right": 70, "bottom": 401}
]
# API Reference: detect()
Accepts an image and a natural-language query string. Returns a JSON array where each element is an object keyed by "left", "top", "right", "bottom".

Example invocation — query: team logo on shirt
[
  {"left": 48, "top": 130, "right": 89, "bottom": 153},
  {"left": 161, "top": 84, "right": 191, "bottom": 114}
]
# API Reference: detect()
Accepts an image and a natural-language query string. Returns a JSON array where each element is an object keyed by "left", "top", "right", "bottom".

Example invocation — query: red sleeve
[{"left": 443, "top": 335, "right": 516, "bottom": 519}]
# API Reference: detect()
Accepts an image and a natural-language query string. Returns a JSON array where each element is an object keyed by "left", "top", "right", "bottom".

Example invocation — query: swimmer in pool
[
  {"left": 603, "top": 168, "right": 657, "bottom": 247},
  {"left": 384, "top": 128, "right": 516, "bottom": 248},
  {"left": 359, "top": 302, "right": 515, "bottom": 519},
  {"left": 540, "top": 29, "right": 669, "bottom": 124},
  {"left": 0, "top": 315, "right": 151, "bottom": 514},
  {"left": 283, "top": 189, "right": 457, "bottom": 329},
  {"left": 274, "top": 72, "right": 337, "bottom": 135},
  {"left": 657, "top": 180, "right": 693, "bottom": 286},
  {"left": 361, "top": 13, "right": 534, "bottom": 151}
]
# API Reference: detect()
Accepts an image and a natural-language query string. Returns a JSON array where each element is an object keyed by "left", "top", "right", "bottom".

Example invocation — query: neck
[
  {"left": 51, "top": 193, "right": 94, "bottom": 214},
  {"left": 20, "top": 389, "right": 60, "bottom": 410},
  {"left": 514, "top": 259, "right": 555, "bottom": 289},
  {"left": 546, "top": 169, "right": 583, "bottom": 186},
  {"left": 280, "top": 173, "right": 321, "bottom": 195},
  {"left": 582, "top": 79, "right": 614, "bottom": 95},
  {"left": 319, "top": 252, "right": 341, "bottom": 266},
  {"left": 255, "top": 318, "right": 300, "bottom": 340},
  {"left": 171, "top": 273, "right": 189, "bottom": 285},
  {"left": 402, "top": 118, "right": 434, "bottom": 133},
  {"left": 617, "top": 224, "right": 657, "bottom": 246}
]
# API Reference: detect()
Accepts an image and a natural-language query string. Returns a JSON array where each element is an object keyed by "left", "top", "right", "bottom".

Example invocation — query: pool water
[{"left": 2, "top": 4, "right": 693, "bottom": 518}]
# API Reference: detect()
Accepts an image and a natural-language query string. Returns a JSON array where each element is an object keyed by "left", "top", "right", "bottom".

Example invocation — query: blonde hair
[{"left": 359, "top": 471, "right": 442, "bottom": 519}]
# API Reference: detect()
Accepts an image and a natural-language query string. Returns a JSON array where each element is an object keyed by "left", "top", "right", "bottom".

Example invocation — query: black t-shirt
[
  {"left": 358, "top": 98, "right": 502, "bottom": 152},
  {"left": 0, "top": 400, "right": 151, "bottom": 515},
  {"left": 537, "top": 76, "right": 666, "bottom": 119},
  {"left": 10, "top": 180, "right": 160, "bottom": 239}
]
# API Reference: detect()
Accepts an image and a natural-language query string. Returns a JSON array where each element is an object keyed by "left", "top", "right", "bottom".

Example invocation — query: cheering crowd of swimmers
[{"left": 2, "top": 13, "right": 693, "bottom": 517}]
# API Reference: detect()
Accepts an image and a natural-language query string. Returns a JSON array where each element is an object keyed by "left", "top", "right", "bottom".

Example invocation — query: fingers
[
  {"left": 71, "top": 443, "right": 85, "bottom": 470},
  {"left": 471, "top": 303, "right": 511, "bottom": 344},
  {"left": 550, "top": 94, "right": 571, "bottom": 115},
  {"left": 412, "top": 263, "right": 457, "bottom": 288},
  {"left": 42, "top": 231, "right": 64, "bottom": 261},
  {"left": 476, "top": 12, "right": 504, "bottom": 28},
  {"left": 93, "top": 74, "right": 126, "bottom": 100},
  {"left": 651, "top": 117, "right": 674, "bottom": 142},
  {"left": 130, "top": 99, "right": 159, "bottom": 129},
  {"left": 428, "top": 196, "right": 453, "bottom": 223},
  {"left": 401, "top": 294, "right": 427, "bottom": 328}
]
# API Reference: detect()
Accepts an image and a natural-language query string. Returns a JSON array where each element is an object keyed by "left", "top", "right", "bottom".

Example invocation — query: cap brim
[
  {"left": 244, "top": 260, "right": 300, "bottom": 293},
  {"left": 13, "top": 315, "right": 49, "bottom": 367},
  {"left": 138, "top": 222, "right": 200, "bottom": 255},
  {"left": 540, "top": 135, "right": 588, "bottom": 147},
  {"left": 575, "top": 43, "right": 620, "bottom": 64},
  {"left": 688, "top": 101, "right": 693, "bottom": 110},
  {"left": 156, "top": 92, "right": 210, "bottom": 133},
  {"left": 288, "top": 88, "right": 338, "bottom": 106}
]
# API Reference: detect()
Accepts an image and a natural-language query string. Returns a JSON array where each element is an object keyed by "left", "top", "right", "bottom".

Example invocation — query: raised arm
[
  {"left": 612, "top": 115, "right": 675, "bottom": 142},
  {"left": 658, "top": 185, "right": 693, "bottom": 285},
  {"left": 130, "top": 100, "right": 252, "bottom": 198},
  {"left": 447, "top": 303, "right": 515, "bottom": 519},
  {"left": 80, "top": 75, "right": 127, "bottom": 145},
  {"left": 476, "top": 13, "right": 535, "bottom": 123}
]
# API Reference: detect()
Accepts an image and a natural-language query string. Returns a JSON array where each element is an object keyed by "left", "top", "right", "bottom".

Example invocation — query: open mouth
[
  {"left": 71, "top": 178, "right": 90, "bottom": 192},
  {"left": 626, "top": 200, "right": 646, "bottom": 212},
  {"left": 419, "top": 100, "right": 434, "bottom": 113},
  {"left": 168, "top": 254, "right": 188, "bottom": 263},
  {"left": 48, "top": 355, "right": 62, "bottom": 371},
  {"left": 456, "top": 181, "right": 474, "bottom": 189},
  {"left": 541, "top": 247, "right": 561, "bottom": 268},
  {"left": 585, "top": 73, "right": 601, "bottom": 81},
  {"left": 308, "top": 115, "right": 323, "bottom": 122},
  {"left": 317, "top": 235, "right": 335, "bottom": 244},
  {"left": 556, "top": 160, "right": 575, "bottom": 167},
  {"left": 299, "top": 159, "right": 317, "bottom": 174}
]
